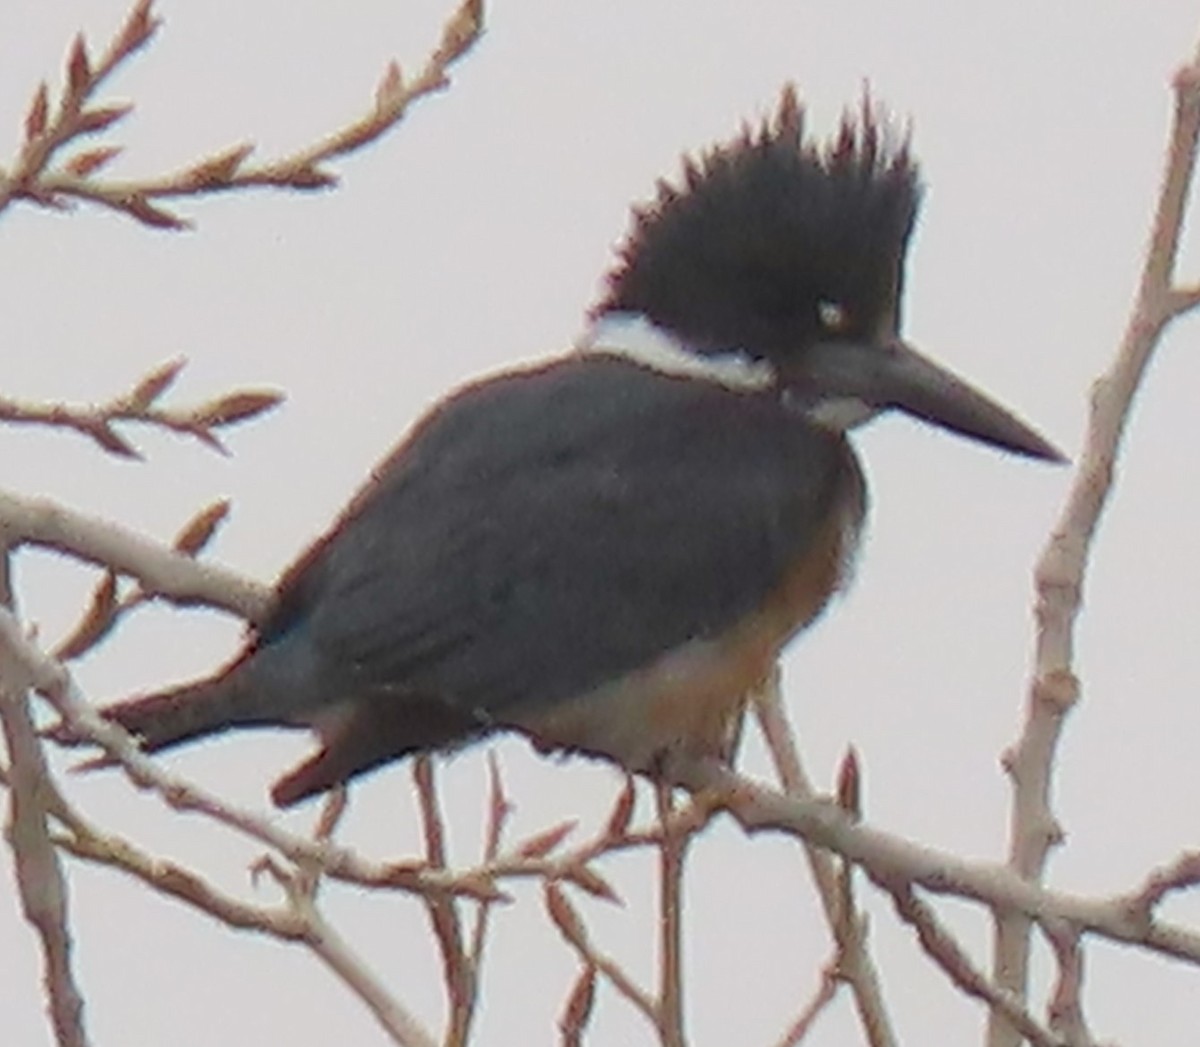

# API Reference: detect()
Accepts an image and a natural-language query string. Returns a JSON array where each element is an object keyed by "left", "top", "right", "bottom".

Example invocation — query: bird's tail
[{"left": 63, "top": 652, "right": 278, "bottom": 754}]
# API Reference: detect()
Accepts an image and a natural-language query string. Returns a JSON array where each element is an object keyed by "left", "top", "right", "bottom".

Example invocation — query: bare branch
[
  {"left": 55, "top": 825, "right": 305, "bottom": 938},
  {"left": 0, "top": 359, "right": 282, "bottom": 458},
  {"left": 0, "top": 489, "right": 270, "bottom": 623},
  {"left": 558, "top": 964, "right": 598, "bottom": 1046},
  {"left": 288, "top": 787, "right": 350, "bottom": 902},
  {"left": 9, "top": 591, "right": 1200, "bottom": 978},
  {"left": 884, "top": 879, "right": 1060, "bottom": 1047},
  {"left": 0, "top": 0, "right": 160, "bottom": 219},
  {"left": 305, "top": 905, "right": 438, "bottom": 1047},
  {"left": 753, "top": 674, "right": 897, "bottom": 1047},
  {"left": 1129, "top": 850, "right": 1200, "bottom": 914},
  {"left": 1, "top": 0, "right": 486, "bottom": 229},
  {"left": 515, "top": 819, "right": 578, "bottom": 860},
  {"left": 667, "top": 758, "right": 1200, "bottom": 967},
  {"left": 1043, "top": 921, "right": 1095, "bottom": 1047},
  {"left": 545, "top": 882, "right": 659, "bottom": 1027},
  {"left": 4, "top": 581, "right": 1198, "bottom": 1043},
  {"left": 248, "top": 792, "right": 437, "bottom": 1047},
  {"left": 52, "top": 500, "right": 234, "bottom": 662},
  {"left": 53, "top": 570, "right": 119, "bottom": 662},
  {"left": 772, "top": 958, "right": 840, "bottom": 1047},
  {"left": 4, "top": 615, "right": 506, "bottom": 906},
  {"left": 459, "top": 751, "right": 512, "bottom": 1043},
  {"left": 0, "top": 534, "right": 90, "bottom": 1047},
  {"left": 655, "top": 782, "right": 691, "bottom": 1047},
  {"left": 992, "top": 35, "right": 1200, "bottom": 1046},
  {"left": 413, "top": 757, "right": 473, "bottom": 1044},
  {"left": 1, "top": 682, "right": 90, "bottom": 1047}
]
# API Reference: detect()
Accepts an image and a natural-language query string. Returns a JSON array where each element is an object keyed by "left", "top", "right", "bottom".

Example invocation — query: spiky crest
[{"left": 597, "top": 85, "right": 921, "bottom": 361}]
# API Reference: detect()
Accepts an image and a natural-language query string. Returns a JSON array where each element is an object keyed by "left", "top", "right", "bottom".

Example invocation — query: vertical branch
[
  {"left": 412, "top": 757, "right": 471, "bottom": 1045},
  {"left": 460, "top": 752, "right": 512, "bottom": 1044},
  {"left": 558, "top": 964, "right": 598, "bottom": 1045},
  {"left": 0, "top": 541, "right": 92, "bottom": 1047},
  {"left": 1, "top": 688, "right": 91, "bottom": 1047},
  {"left": 1043, "top": 921, "right": 1092, "bottom": 1047},
  {"left": 990, "top": 38, "right": 1200, "bottom": 1046},
  {"left": 291, "top": 786, "right": 349, "bottom": 899},
  {"left": 654, "top": 781, "right": 690, "bottom": 1047}
]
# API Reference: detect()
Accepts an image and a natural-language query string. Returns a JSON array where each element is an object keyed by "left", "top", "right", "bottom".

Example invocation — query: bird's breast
[{"left": 511, "top": 476, "right": 864, "bottom": 771}]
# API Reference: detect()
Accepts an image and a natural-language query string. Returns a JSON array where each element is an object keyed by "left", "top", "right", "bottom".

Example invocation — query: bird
[{"left": 85, "top": 86, "right": 1063, "bottom": 807}]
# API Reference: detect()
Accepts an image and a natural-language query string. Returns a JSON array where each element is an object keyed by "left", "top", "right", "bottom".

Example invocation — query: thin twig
[
  {"left": 63, "top": 831, "right": 305, "bottom": 935},
  {"left": 413, "top": 757, "right": 472, "bottom": 1044},
  {"left": 305, "top": 904, "right": 439, "bottom": 1047},
  {"left": 468, "top": 753, "right": 511, "bottom": 960},
  {"left": 53, "top": 499, "right": 233, "bottom": 662},
  {"left": 558, "top": 964, "right": 599, "bottom": 1046},
  {"left": 545, "top": 882, "right": 660, "bottom": 1027},
  {"left": 5, "top": 705, "right": 306, "bottom": 939},
  {"left": 0, "top": 0, "right": 159, "bottom": 219},
  {"left": 1042, "top": 920, "right": 1095, "bottom": 1047},
  {"left": 885, "top": 879, "right": 1061, "bottom": 1047},
  {"left": 753, "top": 674, "right": 896, "bottom": 1047},
  {"left": 8, "top": 616, "right": 500, "bottom": 901},
  {"left": 1, "top": 0, "right": 486, "bottom": 229},
  {"left": 291, "top": 787, "right": 349, "bottom": 901},
  {"left": 458, "top": 752, "right": 512, "bottom": 1043},
  {"left": 773, "top": 958, "right": 840, "bottom": 1047},
  {"left": 0, "top": 358, "right": 281, "bottom": 459},
  {"left": 1130, "top": 850, "right": 1200, "bottom": 913},
  {"left": 655, "top": 781, "right": 690, "bottom": 1047},
  {"left": 251, "top": 851, "right": 437, "bottom": 1047}
]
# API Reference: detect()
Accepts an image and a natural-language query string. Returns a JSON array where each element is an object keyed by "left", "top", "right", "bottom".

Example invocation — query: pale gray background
[{"left": 2, "top": 1, "right": 1199, "bottom": 1044}]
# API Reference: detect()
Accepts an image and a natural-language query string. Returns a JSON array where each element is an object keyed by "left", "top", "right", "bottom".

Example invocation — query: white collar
[{"left": 575, "top": 312, "right": 775, "bottom": 392}]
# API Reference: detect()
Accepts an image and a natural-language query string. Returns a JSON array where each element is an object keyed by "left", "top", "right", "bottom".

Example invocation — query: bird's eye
[{"left": 818, "top": 299, "right": 850, "bottom": 332}]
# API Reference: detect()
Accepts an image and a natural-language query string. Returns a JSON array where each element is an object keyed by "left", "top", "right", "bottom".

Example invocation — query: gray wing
[{"left": 264, "top": 357, "right": 856, "bottom": 723}]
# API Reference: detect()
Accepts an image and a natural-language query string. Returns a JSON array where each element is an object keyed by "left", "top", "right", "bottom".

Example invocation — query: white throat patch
[
  {"left": 575, "top": 313, "right": 775, "bottom": 392},
  {"left": 802, "top": 396, "right": 880, "bottom": 431}
]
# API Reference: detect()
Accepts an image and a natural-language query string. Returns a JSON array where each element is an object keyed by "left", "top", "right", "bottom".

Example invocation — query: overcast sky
[{"left": 3, "top": 1, "right": 1200, "bottom": 1045}]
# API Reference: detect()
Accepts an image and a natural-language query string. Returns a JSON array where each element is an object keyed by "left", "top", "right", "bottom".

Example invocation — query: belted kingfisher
[{"left": 89, "top": 88, "right": 1062, "bottom": 806}]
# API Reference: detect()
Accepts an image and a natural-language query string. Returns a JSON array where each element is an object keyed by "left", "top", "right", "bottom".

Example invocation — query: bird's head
[{"left": 589, "top": 85, "right": 1063, "bottom": 463}]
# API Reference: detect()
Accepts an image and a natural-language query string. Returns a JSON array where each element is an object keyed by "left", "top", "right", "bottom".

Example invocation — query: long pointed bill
[{"left": 794, "top": 339, "right": 1066, "bottom": 462}]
